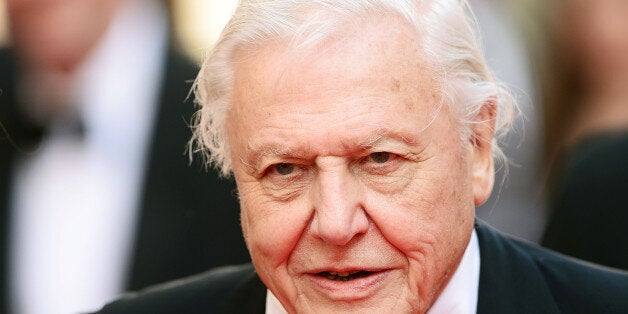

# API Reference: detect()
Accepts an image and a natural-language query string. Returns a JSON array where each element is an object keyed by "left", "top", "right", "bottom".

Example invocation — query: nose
[{"left": 309, "top": 159, "right": 369, "bottom": 246}]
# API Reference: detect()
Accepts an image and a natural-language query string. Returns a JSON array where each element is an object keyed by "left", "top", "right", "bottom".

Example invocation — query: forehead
[
  {"left": 232, "top": 15, "right": 433, "bottom": 94},
  {"left": 228, "top": 17, "right": 447, "bottom": 158}
]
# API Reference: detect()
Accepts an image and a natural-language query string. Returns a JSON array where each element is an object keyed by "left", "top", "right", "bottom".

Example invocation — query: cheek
[
  {"left": 364, "top": 157, "right": 474, "bottom": 258},
  {"left": 365, "top": 184, "right": 441, "bottom": 259},
  {"left": 238, "top": 183, "right": 312, "bottom": 270}
]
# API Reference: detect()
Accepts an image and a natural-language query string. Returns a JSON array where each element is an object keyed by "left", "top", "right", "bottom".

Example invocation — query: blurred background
[
  {"left": 0, "top": 1, "right": 250, "bottom": 313},
  {"left": 0, "top": 0, "right": 240, "bottom": 64},
  {"left": 1, "top": 0, "right": 627, "bottom": 313}
]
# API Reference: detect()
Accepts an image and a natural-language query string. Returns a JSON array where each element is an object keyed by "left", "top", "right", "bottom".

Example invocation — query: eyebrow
[
  {"left": 240, "top": 143, "right": 294, "bottom": 174},
  {"left": 242, "top": 128, "right": 419, "bottom": 172},
  {"left": 357, "top": 128, "right": 416, "bottom": 148},
  {"left": 241, "top": 142, "right": 304, "bottom": 174}
]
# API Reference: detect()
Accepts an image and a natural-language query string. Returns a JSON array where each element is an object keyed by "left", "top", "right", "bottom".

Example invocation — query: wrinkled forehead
[
  {"left": 227, "top": 14, "right": 448, "bottom": 149},
  {"left": 233, "top": 14, "right": 438, "bottom": 98},
  {"left": 231, "top": 12, "right": 436, "bottom": 94}
]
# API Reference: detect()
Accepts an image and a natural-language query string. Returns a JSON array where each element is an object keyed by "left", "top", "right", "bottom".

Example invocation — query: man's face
[{"left": 227, "top": 18, "right": 493, "bottom": 313}]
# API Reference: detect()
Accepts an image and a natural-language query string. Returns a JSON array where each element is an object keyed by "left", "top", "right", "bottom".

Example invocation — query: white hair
[{"left": 190, "top": 0, "right": 516, "bottom": 177}]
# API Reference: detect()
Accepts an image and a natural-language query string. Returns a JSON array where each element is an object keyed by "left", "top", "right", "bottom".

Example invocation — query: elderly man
[{"left": 97, "top": 0, "right": 628, "bottom": 313}]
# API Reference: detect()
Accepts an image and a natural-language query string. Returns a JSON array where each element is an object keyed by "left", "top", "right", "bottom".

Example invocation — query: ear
[{"left": 470, "top": 99, "right": 496, "bottom": 207}]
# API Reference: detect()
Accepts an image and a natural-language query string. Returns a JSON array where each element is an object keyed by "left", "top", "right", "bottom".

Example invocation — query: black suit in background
[
  {"left": 0, "top": 46, "right": 250, "bottom": 313},
  {"left": 95, "top": 221, "right": 628, "bottom": 314},
  {"left": 543, "top": 132, "right": 628, "bottom": 270}
]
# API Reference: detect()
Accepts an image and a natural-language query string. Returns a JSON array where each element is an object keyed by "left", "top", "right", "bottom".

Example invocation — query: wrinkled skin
[{"left": 227, "top": 17, "right": 495, "bottom": 313}]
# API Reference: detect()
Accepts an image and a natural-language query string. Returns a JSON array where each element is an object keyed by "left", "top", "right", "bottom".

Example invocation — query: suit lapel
[
  {"left": 475, "top": 221, "right": 560, "bottom": 314},
  {"left": 0, "top": 48, "right": 41, "bottom": 314},
  {"left": 126, "top": 46, "right": 202, "bottom": 289},
  {"left": 0, "top": 116, "right": 12, "bottom": 314},
  {"left": 126, "top": 46, "right": 247, "bottom": 290},
  {"left": 222, "top": 269, "right": 267, "bottom": 314}
]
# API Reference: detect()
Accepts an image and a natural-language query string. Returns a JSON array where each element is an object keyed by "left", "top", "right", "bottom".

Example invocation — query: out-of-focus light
[
  {"left": 173, "top": 0, "right": 239, "bottom": 63},
  {"left": 0, "top": 0, "right": 9, "bottom": 46}
]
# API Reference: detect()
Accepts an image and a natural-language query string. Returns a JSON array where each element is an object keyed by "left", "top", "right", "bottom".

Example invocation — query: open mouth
[{"left": 317, "top": 270, "right": 374, "bottom": 281}]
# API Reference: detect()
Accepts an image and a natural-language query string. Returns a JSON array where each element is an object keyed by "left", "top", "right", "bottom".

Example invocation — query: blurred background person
[
  {"left": 538, "top": 0, "right": 628, "bottom": 270},
  {"left": 0, "top": 0, "right": 249, "bottom": 313}
]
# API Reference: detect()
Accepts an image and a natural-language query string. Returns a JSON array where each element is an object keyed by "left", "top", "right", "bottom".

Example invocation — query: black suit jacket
[
  {"left": 0, "top": 47, "right": 250, "bottom": 313},
  {"left": 542, "top": 133, "right": 628, "bottom": 270},
  {"left": 95, "top": 221, "right": 628, "bottom": 313}
]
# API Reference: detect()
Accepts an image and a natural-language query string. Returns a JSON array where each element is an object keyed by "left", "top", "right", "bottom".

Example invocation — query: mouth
[
  {"left": 305, "top": 268, "right": 390, "bottom": 300},
  {"left": 316, "top": 270, "right": 375, "bottom": 281}
]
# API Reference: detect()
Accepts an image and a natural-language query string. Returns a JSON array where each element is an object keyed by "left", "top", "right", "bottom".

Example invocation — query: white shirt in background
[{"left": 9, "top": 0, "right": 167, "bottom": 313}]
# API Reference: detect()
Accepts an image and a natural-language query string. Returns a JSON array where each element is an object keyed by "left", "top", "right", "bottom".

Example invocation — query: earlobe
[{"left": 471, "top": 99, "right": 497, "bottom": 206}]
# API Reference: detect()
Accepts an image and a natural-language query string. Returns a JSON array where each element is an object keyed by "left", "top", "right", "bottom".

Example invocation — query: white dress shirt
[
  {"left": 265, "top": 230, "right": 480, "bottom": 314},
  {"left": 8, "top": 1, "right": 167, "bottom": 313}
]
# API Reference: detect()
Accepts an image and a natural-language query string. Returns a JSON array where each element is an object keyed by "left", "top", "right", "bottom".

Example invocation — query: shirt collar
[
  {"left": 427, "top": 229, "right": 480, "bottom": 314},
  {"left": 265, "top": 230, "right": 481, "bottom": 313}
]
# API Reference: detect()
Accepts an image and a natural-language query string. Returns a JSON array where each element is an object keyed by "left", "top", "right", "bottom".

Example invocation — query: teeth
[
  {"left": 321, "top": 270, "right": 370, "bottom": 281},
  {"left": 327, "top": 271, "right": 355, "bottom": 277}
]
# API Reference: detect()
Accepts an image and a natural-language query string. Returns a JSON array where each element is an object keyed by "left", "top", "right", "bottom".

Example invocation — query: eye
[
  {"left": 359, "top": 151, "right": 403, "bottom": 176},
  {"left": 274, "top": 163, "right": 294, "bottom": 175},
  {"left": 262, "top": 162, "right": 311, "bottom": 200},
  {"left": 368, "top": 152, "right": 391, "bottom": 163}
]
